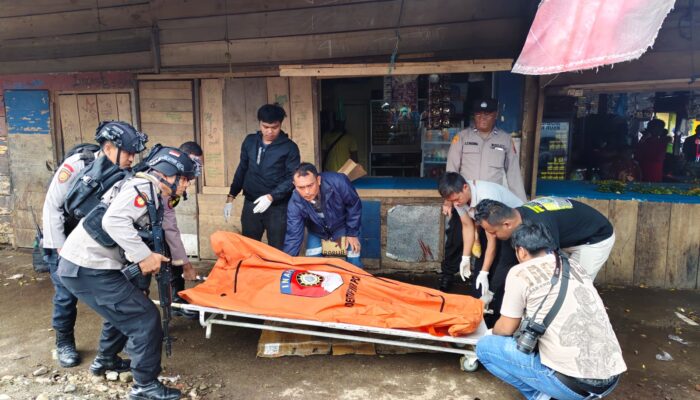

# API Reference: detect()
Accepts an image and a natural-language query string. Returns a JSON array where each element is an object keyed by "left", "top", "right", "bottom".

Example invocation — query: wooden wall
[
  {"left": 197, "top": 76, "right": 319, "bottom": 259},
  {"left": 138, "top": 80, "right": 198, "bottom": 255},
  {"left": 576, "top": 198, "right": 700, "bottom": 290}
]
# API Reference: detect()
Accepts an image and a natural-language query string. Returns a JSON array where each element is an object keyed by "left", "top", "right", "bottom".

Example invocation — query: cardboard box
[
  {"left": 257, "top": 326, "right": 331, "bottom": 358},
  {"left": 337, "top": 159, "right": 367, "bottom": 181}
]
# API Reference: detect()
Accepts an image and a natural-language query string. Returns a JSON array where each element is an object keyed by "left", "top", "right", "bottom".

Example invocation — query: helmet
[
  {"left": 94, "top": 121, "right": 148, "bottom": 153},
  {"left": 146, "top": 146, "right": 197, "bottom": 180}
]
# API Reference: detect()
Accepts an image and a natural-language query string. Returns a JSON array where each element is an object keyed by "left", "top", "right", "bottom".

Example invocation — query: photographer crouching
[{"left": 475, "top": 222, "right": 626, "bottom": 400}]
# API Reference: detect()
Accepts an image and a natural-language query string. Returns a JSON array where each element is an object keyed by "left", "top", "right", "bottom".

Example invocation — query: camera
[{"left": 514, "top": 317, "right": 547, "bottom": 354}]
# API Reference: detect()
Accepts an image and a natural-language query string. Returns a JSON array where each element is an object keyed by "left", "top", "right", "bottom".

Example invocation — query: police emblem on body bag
[{"left": 321, "top": 236, "right": 348, "bottom": 256}]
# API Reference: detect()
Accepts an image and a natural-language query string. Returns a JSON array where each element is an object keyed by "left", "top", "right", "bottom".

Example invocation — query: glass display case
[{"left": 421, "top": 127, "right": 460, "bottom": 178}]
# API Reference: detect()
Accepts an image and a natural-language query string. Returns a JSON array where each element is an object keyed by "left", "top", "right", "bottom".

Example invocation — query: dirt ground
[{"left": 0, "top": 247, "right": 698, "bottom": 400}]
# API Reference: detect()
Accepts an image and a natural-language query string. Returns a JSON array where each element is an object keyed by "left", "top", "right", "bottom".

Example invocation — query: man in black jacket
[{"left": 224, "top": 104, "right": 301, "bottom": 250}]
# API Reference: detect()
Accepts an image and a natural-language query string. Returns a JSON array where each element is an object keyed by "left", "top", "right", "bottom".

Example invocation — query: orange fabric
[{"left": 180, "top": 232, "right": 483, "bottom": 337}]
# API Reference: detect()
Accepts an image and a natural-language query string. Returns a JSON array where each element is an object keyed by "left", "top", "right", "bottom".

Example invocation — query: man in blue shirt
[{"left": 283, "top": 163, "right": 362, "bottom": 267}]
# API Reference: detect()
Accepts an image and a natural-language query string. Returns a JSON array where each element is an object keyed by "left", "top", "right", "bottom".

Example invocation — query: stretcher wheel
[{"left": 459, "top": 355, "right": 479, "bottom": 372}]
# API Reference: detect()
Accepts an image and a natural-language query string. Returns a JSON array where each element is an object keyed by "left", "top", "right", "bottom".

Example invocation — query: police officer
[
  {"left": 41, "top": 121, "right": 147, "bottom": 368},
  {"left": 164, "top": 141, "right": 203, "bottom": 318},
  {"left": 57, "top": 146, "right": 196, "bottom": 400},
  {"left": 439, "top": 98, "right": 527, "bottom": 292}
]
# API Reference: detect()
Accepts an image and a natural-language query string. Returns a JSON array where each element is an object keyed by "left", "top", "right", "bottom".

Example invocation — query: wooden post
[
  {"left": 519, "top": 75, "right": 539, "bottom": 197},
  {"left": 200, "top": 79, "right": 226, "bottom": 187},
  {"left": 529, "top": 86, "right": 545, "bottom": 197},
  {"left": 289, "top": 77, "right": 320, "bottom": 166}
]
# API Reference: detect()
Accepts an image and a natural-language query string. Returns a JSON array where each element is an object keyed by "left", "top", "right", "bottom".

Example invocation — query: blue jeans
[
  {"left": 305, "top": 231, "right": 362, "bottom": 268},
  {"left": 47, "top": 249, "right": 78, "bottom": 333},
  {"left": 476, "top": 335, "right": 618, "bottom": 400}
]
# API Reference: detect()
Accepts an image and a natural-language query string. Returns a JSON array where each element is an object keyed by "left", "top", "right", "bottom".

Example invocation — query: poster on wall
[
  {"left": 538, "top": 120, "right": 571, "bottom": 180},
  {"left": 3, "top": 90, "right": 50, "bottom": 135}
]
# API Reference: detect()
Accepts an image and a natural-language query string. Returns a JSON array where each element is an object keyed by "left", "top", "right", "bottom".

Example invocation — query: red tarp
[
  {"left": 180, "top": 232, "right": 483, "bottom": 337},
  {"left": 512, "top": 0, "right": 676, "bottom": 75}
]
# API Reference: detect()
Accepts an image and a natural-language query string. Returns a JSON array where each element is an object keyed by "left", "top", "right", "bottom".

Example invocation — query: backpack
[
  {"left": 63, "top": 143, "right": 100, "bottom": 165},
  {"left": 62, "top": 156, "right": 129, "bottom": 221}
]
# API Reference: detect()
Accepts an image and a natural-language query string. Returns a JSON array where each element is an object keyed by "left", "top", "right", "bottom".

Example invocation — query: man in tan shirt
[
  {"left": 440, "top": 98, "right": 527, "bottom": 292},
  {"left": 476, "top": 222, "right": 626, "bottom": 400}
]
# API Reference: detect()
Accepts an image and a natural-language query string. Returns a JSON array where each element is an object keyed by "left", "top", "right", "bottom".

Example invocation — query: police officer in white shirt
[
  {"left": 57, "top": 147, "right": 196, "bottom": 400},
  {"left": 42, "top": 121, "right": 147, "bottom": 368}
]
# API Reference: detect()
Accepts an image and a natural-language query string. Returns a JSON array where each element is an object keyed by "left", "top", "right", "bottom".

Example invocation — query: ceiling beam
[{"left": 279, "top": 59, "right": 513, "bottom": 77}]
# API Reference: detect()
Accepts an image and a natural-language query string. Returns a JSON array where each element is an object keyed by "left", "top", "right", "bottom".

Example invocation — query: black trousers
[
  {"left": 58, "top": 258, "right": 162, "bottom": 384},
  {"left": 241, "top": 198, "right": 288, "bottom": 250},
  {"left": 443, "top": 211, "right": 517, "bottom": 327}
]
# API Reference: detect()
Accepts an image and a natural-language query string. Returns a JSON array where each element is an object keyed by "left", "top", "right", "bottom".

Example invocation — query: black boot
[
  {"left": 172, "top": 294, "right": 198, "bottom": 320},
  {"left": 89, "top": 353, "right": 131, "bottom": 375},
  {"left": 55, "top": 331, "right": 81, "bottom": 368},
  {"left": 129, "top": 380, "right": 181, "bottom": 400},
  {"left": 438, "top": 273, "right": 454, "bottom": 292}
]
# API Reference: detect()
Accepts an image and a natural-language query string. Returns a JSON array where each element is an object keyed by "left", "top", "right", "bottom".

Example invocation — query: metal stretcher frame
[{"left": 169, "top": 302, "right": 485, "bottom": 371}]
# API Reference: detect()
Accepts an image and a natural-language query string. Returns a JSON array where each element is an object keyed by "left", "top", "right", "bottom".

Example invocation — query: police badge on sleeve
[{"left": 280, "top": 270, "right": 343, "bottom": 298}]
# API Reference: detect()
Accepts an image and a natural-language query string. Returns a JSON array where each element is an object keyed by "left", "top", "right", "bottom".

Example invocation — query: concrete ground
[{"left": 0, "top": 247, "right": 698, "bottom": 400}]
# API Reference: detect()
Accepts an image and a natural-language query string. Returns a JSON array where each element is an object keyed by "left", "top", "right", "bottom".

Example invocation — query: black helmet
[
  {"left": 146, "top": 146, "right": 197, "bottom": 180},
  {"left": 95, "top": 121, "right": 148, "bottom": 154}
]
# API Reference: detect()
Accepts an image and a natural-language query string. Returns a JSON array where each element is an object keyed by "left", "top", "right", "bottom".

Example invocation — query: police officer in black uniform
[
  {"left": 58, "top": 146, "right": 197, "bottom": 400},
  {"left": 42, "top": 121, "right": 147, "bottom": 368}
]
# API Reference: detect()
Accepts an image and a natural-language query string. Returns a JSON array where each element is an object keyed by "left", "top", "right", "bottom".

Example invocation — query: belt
[{"left": 554, "top": 372, "right": 616, "bottom": 397}]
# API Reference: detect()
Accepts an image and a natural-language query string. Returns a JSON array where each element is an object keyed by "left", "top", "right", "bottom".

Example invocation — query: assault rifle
[{"left": 129, "top": 185, "right": 173, "bottom": 357}]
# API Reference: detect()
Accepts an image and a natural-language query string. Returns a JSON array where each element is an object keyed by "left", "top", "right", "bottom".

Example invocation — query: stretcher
[{"left": 168, "top": 301, "right": 486, "bottom": 372}]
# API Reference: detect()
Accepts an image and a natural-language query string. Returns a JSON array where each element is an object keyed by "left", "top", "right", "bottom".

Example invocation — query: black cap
[{"left": 472, "top": 98, "right": 498, "bottom": 113}]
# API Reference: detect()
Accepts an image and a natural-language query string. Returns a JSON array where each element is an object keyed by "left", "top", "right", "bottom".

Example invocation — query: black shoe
[
  {"left": 56, "top": 331, "right": 81, "bottom": 368},
  {"left": 89, "top": 353, "right": 131, "bottom": 376},
  {"left": 129, "top": 380, "right": 181, "bottom": 400},
  {"left": 172, "top": 296, "right": 198, "bottom": 320},
  {"left": 439, "top": 274, "right": 454, "bottom": 292}
]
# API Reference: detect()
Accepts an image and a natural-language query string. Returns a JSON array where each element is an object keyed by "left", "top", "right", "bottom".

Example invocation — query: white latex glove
[
  {"left": 223, "top": 202, "right": 233, "bottom": 222},
  {"left": 480, "top": 290, "right": 494, "bottom": 308},
  {"left": 459, "top": 256, "right": 472, "bottom": 281},
  {"left": 253, "top": 195, "right": 273, "bottom": 214},
  {"left": 476, "top": 271, "right": 490, "bottom": 297}
]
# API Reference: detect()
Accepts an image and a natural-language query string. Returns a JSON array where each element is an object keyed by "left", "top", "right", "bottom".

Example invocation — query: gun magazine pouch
[{"left": 83, "top": 203, "right": 117, "bottom": 248}]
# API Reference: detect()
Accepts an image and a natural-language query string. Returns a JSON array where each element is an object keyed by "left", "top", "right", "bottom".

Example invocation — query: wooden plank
[
  {"left": 139, "top": 88, "right": 193, "bottom": 100},
  {"left": 243, "top": 78, "right": 267, "bottom": 134},
  {"left": 139, "top": 81, "right": 193, "bottom": 90},
  {"left": 0, "top": 51, "right": 151, "bottom": 75},
  {"left": 574, "top": 198, "right": 610, "bottom": 284},
  {"left": 159, "top": 1, "right": 400, "bottom": 43},
  {"left": 140, "top": 98, "right": 193, "bottom": 112},
  {"left": 0, "top": 4, "right": 151, "bottom": 40},
  {"left": 266, "top": 77, "right": 292, "bottom": 136},
  {"left": 136, "top": 69, "right": 280, "bottom": 80},
  {"left": 97, "top": 94, "right": 119, "bottom": 122},
  {"left": 202, "top": 186, "right": 229, "bottom": 195},
  {"left": 519, "top": 76, "right": 538, "bottom": 197},
  {"left": 161, "top": 19, "right": 524, "bottom": 67},
  {"left": 58, "top": 94, "right": 82, "bottom": 152},
  {"left": 223, "top": 78, "right": 248, "bottom": 187},
  {"left": 139, "top": 111, "right": 193, "bottom": 125},
  {"left": 605, "top": 200, "right": 638, "bottom": 286},
  {"left": 289, "top": 77, "right": 318, "bottom": 165},
  {"left": 666, "top": 203, "right": 700, "bottom": 289},
  {"left": 152, "top": 0, "right": 372, "bottom": 20},
  {"left": 634, "top": 202, "right": 671, "bottom": 288},
  {"left": 200, "top": 79, "right": 226, "bottom": 187},
  {"left": 116, "top": 93, "right": 133, "bottom": 123},
  {"left": 140, "top": 123, "right": 194, "bottom": 137},
  {"left": 77, "top": 94, "right": 99, "bottom": 142},
  {"left": 0, "top": 0, "right": 145, "bottom": 18},
  {"left": 0, "top": 28, "right": 151, "bottom": 62},
  {"left": 280, "top": 59, "right": 513, "bottom": 77}
]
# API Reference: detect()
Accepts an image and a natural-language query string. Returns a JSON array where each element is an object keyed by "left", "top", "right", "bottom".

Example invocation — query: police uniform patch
[
  {"left": 57, "top": 164, "right": 74, "bottom": 183},
  {"left": 134, "top": 193, "right": 148, "bottom": 208},
  {"left": 451, "top": 135, "right": 460, "bottom": 144},
  {"left": 168, "top": 196, "right": 181, "bottom": 209}
]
